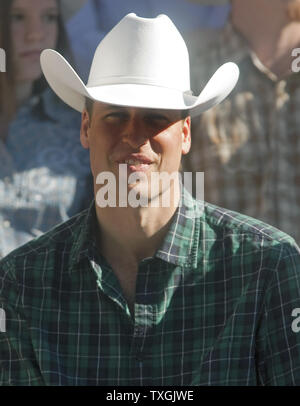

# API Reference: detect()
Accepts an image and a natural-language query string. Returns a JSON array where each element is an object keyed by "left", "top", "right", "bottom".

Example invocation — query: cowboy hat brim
[{"left": 40, "top": 49, "right": 239, "bottom": 117}]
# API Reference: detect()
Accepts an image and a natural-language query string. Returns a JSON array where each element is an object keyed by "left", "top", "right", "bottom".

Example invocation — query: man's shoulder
[
  {"left": 201, "top": 200, "right": 298, "bottom": 249},
  {"left": 0, "top": 208, "right": 89, "bottom": 274},
  {"left": 192, "top": 200, "right": 300, "bottom": 277}
]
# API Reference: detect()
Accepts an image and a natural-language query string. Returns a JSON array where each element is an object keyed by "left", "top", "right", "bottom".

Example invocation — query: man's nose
[
  {"left": 25, "top": 16, "right": 45, "bottom": 43},
  {"left": 121, "top": 116, "right": 149, "bottom": 148}
]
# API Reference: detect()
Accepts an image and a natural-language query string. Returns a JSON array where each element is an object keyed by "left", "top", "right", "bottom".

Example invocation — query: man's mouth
[
  {"left": 121, "top": 160, "right": 152, "bottom": 172},
  {"left": 116, "top": 155, "right": 155, "bottom": 172}
]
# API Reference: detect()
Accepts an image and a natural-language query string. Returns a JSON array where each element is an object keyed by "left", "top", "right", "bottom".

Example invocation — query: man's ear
[
  {"left": 181, "top": 116, "right": 191, "bottom": 155},
  {"left": 80, "top": 109, "right": 91, "bottom": 149}
]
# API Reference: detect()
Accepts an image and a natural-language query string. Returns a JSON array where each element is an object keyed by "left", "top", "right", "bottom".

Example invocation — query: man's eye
[
  {"left": 104, "top": 113, "right": 128, "bottom": 122},
  {"left": 145, "top": 115, "right": 170, "bottom": 126}
]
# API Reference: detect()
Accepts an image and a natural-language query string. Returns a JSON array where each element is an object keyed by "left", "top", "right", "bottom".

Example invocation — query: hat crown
[{"left": 87, "top": 13, "right": 191, "bottom": 91}]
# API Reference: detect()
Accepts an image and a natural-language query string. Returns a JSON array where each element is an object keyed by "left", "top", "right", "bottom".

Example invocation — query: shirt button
[
  {"left": 135, "top": 352, "right": 144, "bottom": 362},
  {"left": 3, "top": 220, "right": 10, "bottom": 228},
  {"left": 134, "top": 326, "right": 145, "bottom": 337}
]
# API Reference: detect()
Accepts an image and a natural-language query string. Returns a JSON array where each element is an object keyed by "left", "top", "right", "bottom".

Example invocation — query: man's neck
[
  {"left": 94, "top": 182, "right": 181, "bottom": 316},
  {"left": 95, "top": 182, "right": 181, "bottom": 265},
  {"left": 231, "top": 0, "right": 300, "bottom": 79}
]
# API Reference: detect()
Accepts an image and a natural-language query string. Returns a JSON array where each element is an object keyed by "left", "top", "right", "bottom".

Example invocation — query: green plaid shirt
[{"left": 1, "top": 187, "right": 300, "bottom": 386}]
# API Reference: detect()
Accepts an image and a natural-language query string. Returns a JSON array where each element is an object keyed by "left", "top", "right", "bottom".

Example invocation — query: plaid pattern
[
  {"left": 184, "top": 23, "right": 300, "bottom": 244},
  {"left": 1, "top": 187, "right": 300, "bottom": 386},
  {"left": 0, "top": 88, "right": 92, "bottom": 259}
]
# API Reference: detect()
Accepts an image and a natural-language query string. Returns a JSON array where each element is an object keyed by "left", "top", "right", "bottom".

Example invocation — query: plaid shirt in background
[
  {"left": 184, "top": 23, "right": 300, "bottom": 244},
  {"left": 1, "top": 187, "right": 300, "bottom": 386}
]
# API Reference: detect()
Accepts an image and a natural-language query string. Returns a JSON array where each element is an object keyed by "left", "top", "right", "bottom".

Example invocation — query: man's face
[{"left": 80, "top": 101, "right": 191, "bottom": 206}]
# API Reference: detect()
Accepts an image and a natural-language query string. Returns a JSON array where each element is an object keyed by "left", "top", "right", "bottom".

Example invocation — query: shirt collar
[
  {"left": 155, "top": 185, "right": 203, "bottom": 268},
  {"left": 70, "top": 186, "right": 203, "bottom": 270},
  {"left": 70, "top": 201, "right": 100, "bottom": 269}
]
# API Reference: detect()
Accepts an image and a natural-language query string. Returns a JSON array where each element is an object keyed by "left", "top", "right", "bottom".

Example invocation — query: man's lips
[
  {"left": 115, "top": 154, "right": 155, "bottom": 172},
  {"left": 116, "top": 154, "right": 154, "bottom": 165}
]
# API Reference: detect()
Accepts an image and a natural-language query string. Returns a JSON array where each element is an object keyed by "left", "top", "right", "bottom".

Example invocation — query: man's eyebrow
[
  {"left": 144, "top": 109, "right": 181, "bottom": 120},
  {"left": 102, "top": 105, "right": 128, "bottom": 111},
  {"left": 145, "top": 110, "right": 171, "bottom": 115},
  {"left": 100, "top": 105, "right": 179, "bottom": 119}
]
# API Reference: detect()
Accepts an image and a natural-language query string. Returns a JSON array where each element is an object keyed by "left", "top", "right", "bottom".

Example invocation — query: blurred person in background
[
  {"left": 64, "top": 0, "right": 231, "bottom": 80},
  {"left": 0, "top": 0, "right": 92, "bottom": 259},
  {"left": 183, "top": 0, "right": 300, "bottom": 244}
]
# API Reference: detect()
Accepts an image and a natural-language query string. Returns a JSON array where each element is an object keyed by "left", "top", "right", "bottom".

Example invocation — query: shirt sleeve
[
  {"left": 256, "top": 242, "right": 300, "bottom": 385},
  {"left": 0, "top": 260, "right": 45, "bottom": 386}
]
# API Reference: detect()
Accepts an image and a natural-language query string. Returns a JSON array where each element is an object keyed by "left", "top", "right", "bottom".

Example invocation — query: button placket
[{"left": 133, "top": 325, "right": 146, "bottom": 337}]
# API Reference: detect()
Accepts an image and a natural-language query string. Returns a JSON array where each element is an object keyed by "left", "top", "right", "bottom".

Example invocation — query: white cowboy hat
[{"left": 40, "top": 13, "right": 239, "bottom": 116}]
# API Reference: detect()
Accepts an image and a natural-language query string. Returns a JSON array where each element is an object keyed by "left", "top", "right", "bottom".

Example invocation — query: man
[
  {"left": 184, "top": 0, "right": 300, "bottom": 244},
  {"left": 0, "top": 13, "right": 300, "bottom": 386}
]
